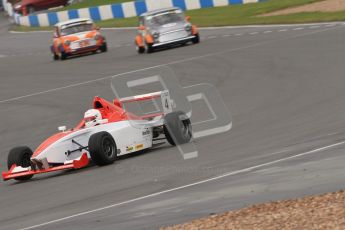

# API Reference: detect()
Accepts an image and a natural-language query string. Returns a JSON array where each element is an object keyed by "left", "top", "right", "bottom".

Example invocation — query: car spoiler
[
  {"left": 118, "top": 90, "right": 174, "bottom": 119},
  {"left": 2, "top": 153, "right": 89, "bottom": 181}
]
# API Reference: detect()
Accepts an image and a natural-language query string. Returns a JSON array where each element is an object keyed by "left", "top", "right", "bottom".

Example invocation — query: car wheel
[
  {"left": 137, "top": 46, "right": 145, "bottom": 54},
  {"left": 88, "top": 131, "right": 117, "bottom": 166},
  {"left": 192, "top": 33, "right": 200, "bottom": 44},
  {"left": 100, "top": 43, "right": 107, "bottom": 52},
  {"left": 145, "top": 43, "right": 154, "bottom": 53},
  {"left": 53, "top": 53, "right": 59, "bottom": 60},
  {"left": 164, "top": 111, "right": 192, "bottom": 146},
  {"left": 7, "top": 146, "right": 33, "bottom": 181},
  {"left": 60, "top": 51, "right": 68, "bottom": 60}
]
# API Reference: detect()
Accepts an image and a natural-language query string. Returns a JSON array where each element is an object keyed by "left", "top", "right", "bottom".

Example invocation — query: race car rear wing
[{"left": 118, "top": 90, "right": 174, "bottom": 119}]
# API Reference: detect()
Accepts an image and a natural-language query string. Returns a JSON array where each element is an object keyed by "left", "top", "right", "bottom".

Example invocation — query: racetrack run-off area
[
  {"left": 262, "top": 0, "right": 345, "bottom": 16},
  {"left": 162, "top": 190, "right": 345, "bottom": 229}
]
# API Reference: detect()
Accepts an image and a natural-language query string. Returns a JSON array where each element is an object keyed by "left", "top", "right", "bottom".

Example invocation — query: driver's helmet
[{"left": 84, "top": 109, "right": 102, "bottom": 128}]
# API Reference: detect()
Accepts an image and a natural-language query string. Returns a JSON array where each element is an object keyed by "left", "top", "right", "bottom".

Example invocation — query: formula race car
[
  {"left": 51, "top": 18, "right": 107, "bottom": 60},
  {"left": 135, "top": 7, "right": 200, "bottom": 53},
  {"left": 2, "top": 91, "right": 192, "bottom": 181}
]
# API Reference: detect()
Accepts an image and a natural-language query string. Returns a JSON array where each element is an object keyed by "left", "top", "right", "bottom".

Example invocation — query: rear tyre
[
  {"left": 146, "top": 43, "right": 154, "bottom": 53},
  {"left": 164, "top": 111, "right": 192, "bottom": 146},
  {"left": 88, "top": 132, "right": 117, "bottom": 166},
  {"left": 100, "top": 43, "right": 107, "bottom": 52},
  {"left": 7, "top": 146, "right": 33, "bottom": 181},
  {"left": 192, "top": 33, "right": 200, "bottom": 44}
]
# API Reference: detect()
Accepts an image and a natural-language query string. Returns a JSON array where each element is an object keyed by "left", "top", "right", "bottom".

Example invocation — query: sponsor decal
[
  {"left": 135, "top": 144, "right": 144, "bottom": 150},
  {"left": 142, "top": 129, "right": 150, "bottom": 136},
  {"left": 126, "top": 146, "right": 133, "bottom": 152}
]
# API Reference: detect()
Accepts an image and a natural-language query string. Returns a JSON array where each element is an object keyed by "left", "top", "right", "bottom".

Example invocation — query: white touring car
[{"left": 2, "top": 91, "right": 192, "bottom": 181}]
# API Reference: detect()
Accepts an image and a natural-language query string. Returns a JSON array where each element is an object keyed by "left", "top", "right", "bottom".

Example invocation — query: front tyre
[
  {"left": 164, "top": 111, "right": 192, "bottom": 146},
  {"left": 146, "top": 43, "right": 154, "bottom": 53},
  {"left": 88, "top": 132, "right": 117, "bottom": 166},
  {"left": 192, "top": 33, "right": 200, "bottom": 44},
  {"left": 7, "top": 146, "right": 33, "bottom": 181},
  {"left": 53, "top": 53, "right": 59, "bottom": 60},
  {"left": 100, "top": 42, "right": 107, "bottom": 52},
  {"left": 60, "top": 51, "right": 68, "bottom": 60},
  {"left": 137, "top": 45, "right": 145, "bottom": 54}
]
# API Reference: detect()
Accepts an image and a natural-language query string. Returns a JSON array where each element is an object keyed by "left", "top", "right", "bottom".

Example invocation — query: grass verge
[{"left": 11, "top": 0, "right": 345, "bottom": 32}]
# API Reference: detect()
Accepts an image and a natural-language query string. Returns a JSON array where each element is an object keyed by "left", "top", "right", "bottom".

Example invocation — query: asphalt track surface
[{"left": 1, "top": 12, "right": 345, "bottom": 229}]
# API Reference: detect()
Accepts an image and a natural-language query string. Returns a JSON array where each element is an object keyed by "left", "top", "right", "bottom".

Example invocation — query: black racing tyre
[
  {"left": 60, "top": 51, "right": 68, "bottom": 60},
  {"left": 7, "top": 146, "right": 33, "bottom": 181},
  {"left": 164, "top": 111, "right": 192, "bottom": 146},
  {"left": 146, "top": 43, "right": 154, "bottom": 53},
  {"left": 53, "top": 53, "right": 59, "bottom": 60},
  {"left": 192, "top": 33, "right": 200, "bottom": 44},
  {"left": 137, "top": 46, "right": 145, "bottom": 54},
  {"left": 88, "top": 132, "right": 117, "bottom": 166},
  {"left": 100, "top": 42, "right": 107, "bottom": 52}
]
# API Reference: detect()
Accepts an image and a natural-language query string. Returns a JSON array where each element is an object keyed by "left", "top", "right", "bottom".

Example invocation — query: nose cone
[{"left": 33, "top": 131, "right": 71, "bottom": 157}]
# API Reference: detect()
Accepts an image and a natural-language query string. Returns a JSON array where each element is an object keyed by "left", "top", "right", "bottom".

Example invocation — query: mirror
[
  {"left": 185, "top": 16, "right": 191, "bottom": 21},
  {"left": 58, "top": 126, "right": 67, "bottom": 132},
  {"left": 138, "top": 25, "right": 145, "bottom": 30}
]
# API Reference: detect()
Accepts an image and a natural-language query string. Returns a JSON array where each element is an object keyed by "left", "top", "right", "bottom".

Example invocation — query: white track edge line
[{"left": 9, "top": 21, "right": 343, "bottom": 33}]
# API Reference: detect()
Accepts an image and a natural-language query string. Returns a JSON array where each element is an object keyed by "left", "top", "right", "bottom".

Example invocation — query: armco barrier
[{"left": 13, "top": 0, "right": 262, "bottom": 27}]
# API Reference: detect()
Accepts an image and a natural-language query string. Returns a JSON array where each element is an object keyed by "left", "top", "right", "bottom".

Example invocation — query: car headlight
[
  {"left": 185, "top": 24, "right": 192, "bottom": 31},
  {"left": 94, "top": 34, "right": 101, "bottom": 40},
  {"left": 14, "top": 4, "right": 22, "bottom": 9},
  {"left": 64, "top": 40, "right": 71, "bottom": 46}
]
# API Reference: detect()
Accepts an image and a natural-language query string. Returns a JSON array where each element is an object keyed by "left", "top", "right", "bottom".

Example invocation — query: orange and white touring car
[{"left": 50, "top": 18, "right": 107, "bottom": 60}]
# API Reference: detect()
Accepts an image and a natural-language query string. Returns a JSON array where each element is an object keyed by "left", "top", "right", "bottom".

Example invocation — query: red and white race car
[{"left": 2, "top": 91, "right": 192, "bottom": 181}]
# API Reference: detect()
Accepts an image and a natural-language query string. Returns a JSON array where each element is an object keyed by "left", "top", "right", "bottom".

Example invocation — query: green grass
[
  {"left": 11, "top": 0, "right": 345, "bottom": 32},
  {"left": 183, "top": 0, "right": 345, "bottom": 26},
  {"left": 59, "top": 0, "right": 133, "bottom": 11}
]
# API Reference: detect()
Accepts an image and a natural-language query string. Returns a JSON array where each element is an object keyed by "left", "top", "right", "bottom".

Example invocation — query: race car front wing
[{"left": 2, "top": 153, "right": 89, "bottom": 181}]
